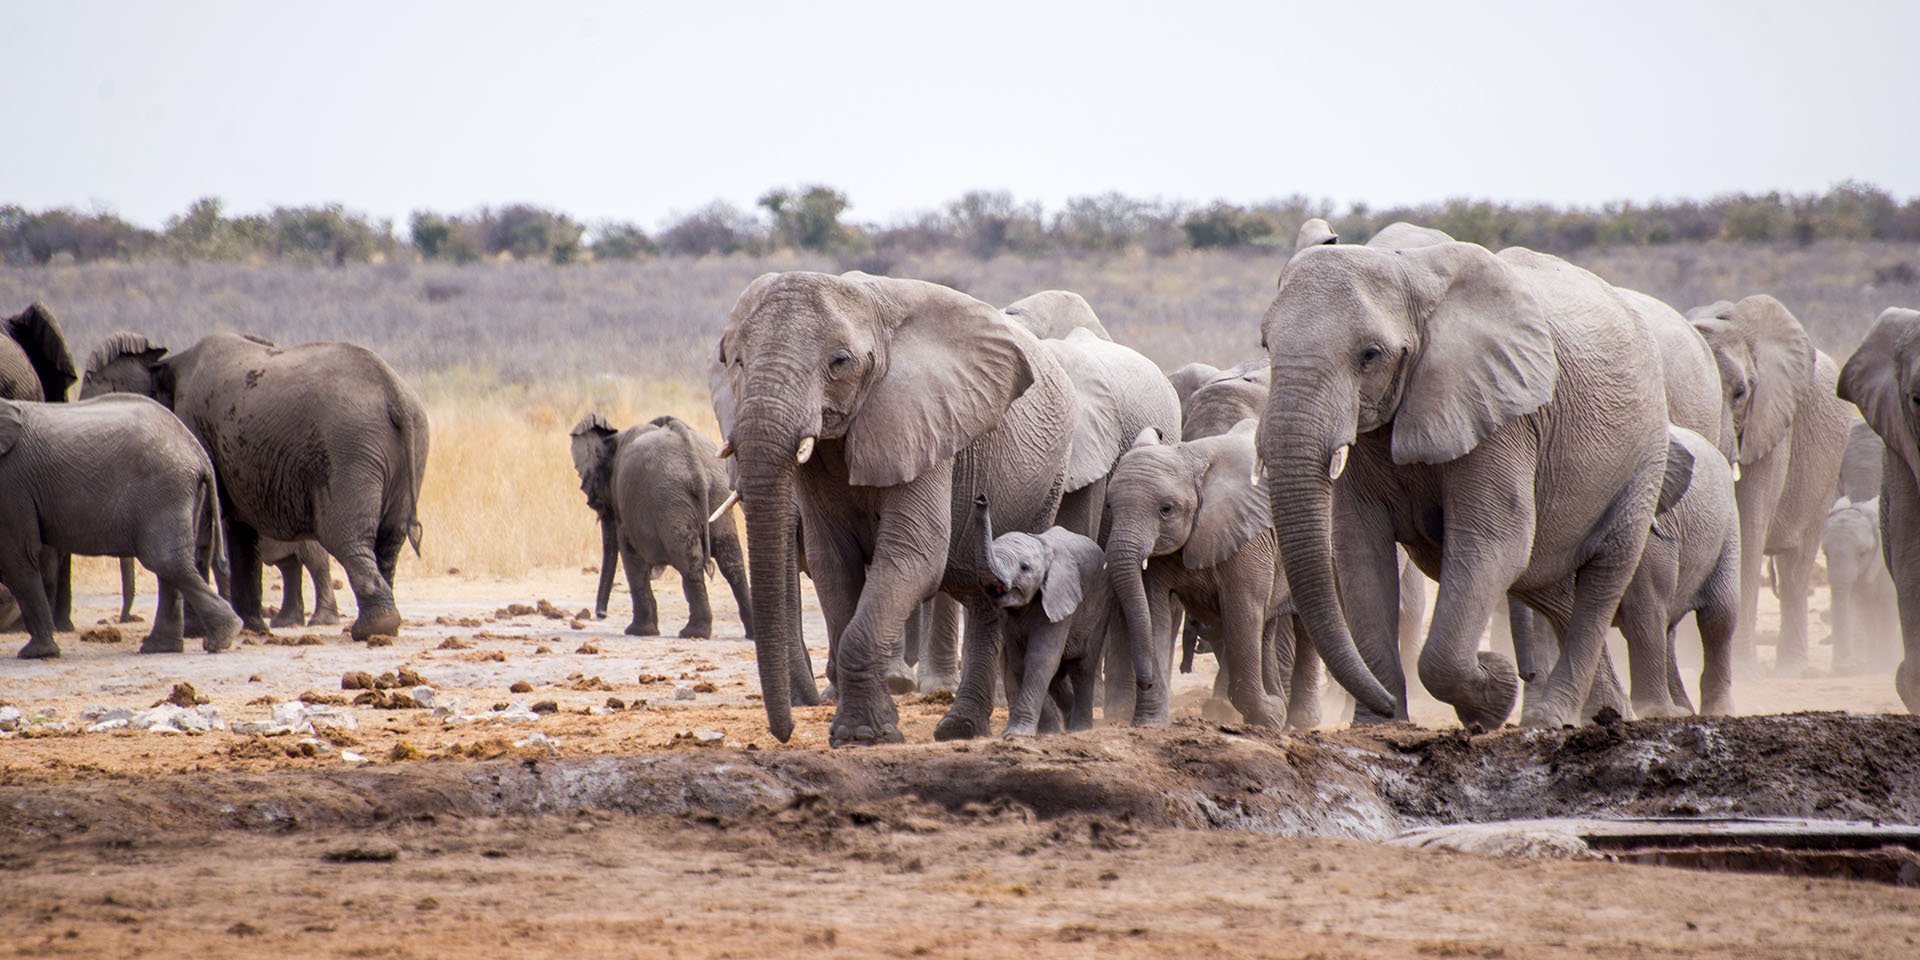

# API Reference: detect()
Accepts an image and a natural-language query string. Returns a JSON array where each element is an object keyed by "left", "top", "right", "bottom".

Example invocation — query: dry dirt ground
[{"left": 1, "top": 567, "right": 1916, "bottom": 958}]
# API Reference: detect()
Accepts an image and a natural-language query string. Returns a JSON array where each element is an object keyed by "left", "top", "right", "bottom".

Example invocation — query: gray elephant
[
  {"left": 0, "top": 395, "right": 241, "bottom": 658},
  {"left": 570, "top": 413, "right": 750, "bottom": 639},
  {"left": 82, "top": 331, "right": 429, "bottom": 641},
  {"left": 1167, "top": 362, "right": 1224, "bottom": 412},
  {"left": 1689, "top": 296, "right": 1853, "bottom": 676},
  {"left": 1, "top": 303, "right": 81, "bottom": 630},
  {"left": 1181, "top": 360, "right": 1268, "bottom": 442},
  {"left": 1002, "top": 289, "right": 1111, "bottom": 341},
  {"left": 1836, "top": 307, "right": 1920, "bottom": 711},
  {"left": 1260, "top": 222, "right": 1673, "bottom": 730},
  {"left": 109, "top": 537, "right": 341, "bottom": 628},
  {"left": 1839, "top": 418, "right": 1885, "bottom": 503},
  {"left": 1823, "top": 496, "right": 1898, "bottom": 673},
  {"left": 1105, "top": 421, "right": 1313, "bottom": 727},
  {"left": 971, "top": 495, "right": 1111, "bottom": 735},
  {"left": 709, "top": 271, "right": 1075, "bottom": 745}
]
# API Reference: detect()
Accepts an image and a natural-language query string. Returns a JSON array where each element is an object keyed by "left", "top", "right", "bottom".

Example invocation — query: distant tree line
[{"left": 5, "top": 181, "right": 1918, "bottom": 267}]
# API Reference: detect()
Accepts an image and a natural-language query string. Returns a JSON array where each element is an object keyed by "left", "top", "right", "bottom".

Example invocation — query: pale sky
[{"left": 6, "top": 1, "right": 1916, "bottom": 230}]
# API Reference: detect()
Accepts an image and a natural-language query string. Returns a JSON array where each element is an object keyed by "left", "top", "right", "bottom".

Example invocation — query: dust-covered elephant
[
  {"left": 710, "top": 272, "right": 1074, "bottom": 745},
  {"left": 1259, "top": 222, "right": 1672, "bottom": 730},
  {"left": 570, "top": 413, "right": 750, "bottom": 640},
  {"left": 1689, "top": 296, "right": 1853, "bottom": 676},
  {"left": 1837, "top": 307, "right": 1920, "bottom": 711},
  {"left": 0, "top": 395, "right": 240, "bottom": 658},
  {"left": 82, "top": 332, "right": 429, "bottom": 642}
]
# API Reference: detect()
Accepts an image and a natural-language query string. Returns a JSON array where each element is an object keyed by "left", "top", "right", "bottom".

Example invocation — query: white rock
[
  {"left": 692, "top": 729, "right": 725, "bottom": 744},
  {"left": 79, "top": 705, "right": 109, "bottom": 721},
  {"left": 297, "top": 736, "right": 334, "bottom": 754},
  {"left": 35, "top": 721, "right": 69, "bottom": 731},
  {"left": 410, "top": 686, "right": 437, "bottom": 710},
  {"left": 86, "top": 718, "right": 130, "bottom": 733},
  {"left": 339, "top": 750, "right": 368, "bottom": 763},
  {"left": 513, "top": 732, "right": 560, "bottom": 753},
  {"left": 673, "top": 685, "right": 696, "bottom": 701},
  {"left": 32, "top": 706, "right": 58, "bottom": 719},
  {"left": 0, "top": 707, "right": 23, "bottom": 731}
]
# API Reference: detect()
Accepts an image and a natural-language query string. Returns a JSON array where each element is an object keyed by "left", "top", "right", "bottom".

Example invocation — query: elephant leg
[
  {"left": 1773, "top": 545, "right": 1816, "bottom": 677},
  {"left": 149, "top": 543, "right": 239, "bottom": 654},
  {"left": 621, "top": 542, "right": 659, "bottom": 637},
  {"left": 1618, "top": 577, "right": 1681, "bottom": 718},
  {"left": 1006, "top": 623, "right": 1069, "bottom": 736},
  {"left": 1829, "top": 582, "right": 1858, "bottom": 673},
  {"left": 829, "top": 509, "right": 943, "bottom": 749},
  {"left": 1663, "top": 623, "right": 1698, "bottom": 714},
  {"left": 52, "top": 550, "right": 74, "bottom": 633},
  {"left": 1286, "top": 616, "right": 1323, "bottom": 729},
  {"left": 1201, "top": 622, "right": 1236, "bottom": 722},
  {"left": 714, "top": 533, "right": 753, "bottom": 640},
  {"left": 1522, "top": 515, "right": 1650, "bottom": 729},
  {"left": 915, "top": 593, "right": 962, "bottom": 694},
  {"left": 1732, "top": 463, "right": 1787, "bottom": 666},
  {"left": 678, "top": 559, "right": 714, "bottom": 639},
  {"left": 225, "top": 521, "right": 270, "bottom": 634},
  {"left": 1221, "top": 591, "right": 1282, "bottom": 727},
  {"left": 306, "top": 550, "right": 342, "bottom": 627},
  {"left": 877, "top": 596, "right": 918, "bottom": 695},
  {"left": 784, "top": 551, "right": 820, "bottom": 706},
  {"left": 3, "top": 545, "right": 60, "bottom": 659},
  {"left": 1103, "top": 621, "right": 1135, "bottom": 725},
  {"left": 375, "top": 523, "right": 405, "bottom": 587},
  {"left": 1332, "top": 507, "right": 1408, "bottom": 723},
  {"left": 900, "top": 601, "right": 926, "bottom": 669},
  {"left": 1263, "top": 616, "right": 1287, "bottom": 698},
  {"left": 118, "top": 557, "right": 143, "bottom": 623},
  {"left": 1066, "top": 652, "right": 1099, "bottom": 732},
  {"left": 1055, "top": 479, "right": 1104, "bottom": 541},
  {"left": 270, "top": 555, "right": 306, "bottom": 628},
  {"left": 144, "top": 575, "right": 187, "bottom": 654},
  {"left": 935, "top": 594, "right": 1007, "bottom": 741}
]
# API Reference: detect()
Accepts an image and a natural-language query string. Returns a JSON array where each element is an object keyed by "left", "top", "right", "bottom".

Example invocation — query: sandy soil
[{"left": 0, "top": 566, "right": 1914, "bottom": 958}]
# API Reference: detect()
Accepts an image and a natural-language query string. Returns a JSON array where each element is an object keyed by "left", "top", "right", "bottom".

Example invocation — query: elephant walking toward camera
[
  {"left": 0, "top": 395, "right": 240, "bottom": 658},
  {"left": 1260, "top": 222, "right": 1672, "bottom": 730},
  {"left": 1837, "top": 307, "right": 1920, "bottom": 711},
  {"left": 83, "top": 332, "right": 428, "bottom": 641},
  {"left": 972, "top": 496, "right": 1111, "bottom": 736},
  {"left": 710, "top": 272, "right": 1074, "bottom": 745},
  {"left": 570, "top": 413, "right": 750, "bottom": 639}
]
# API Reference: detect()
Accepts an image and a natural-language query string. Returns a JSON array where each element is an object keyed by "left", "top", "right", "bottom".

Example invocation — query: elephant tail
[
  {"left": 389, "top": 396, "right": 426, "bottom": 557},
  {"left": 199, "top": 468, "right": 229, "bottom": 587}
]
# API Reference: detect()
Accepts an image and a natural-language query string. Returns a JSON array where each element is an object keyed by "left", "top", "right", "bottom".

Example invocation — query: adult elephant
[
  {"left": 1259, "top": 223, "right": 1671, "bottom": 730},
  {"left": 1002, "top": 289, "right": 1110, "bottom": 341},
  {"left": 570, "top": 413, "right": 749, "bottom": 639},
  {"left": 1690, "top": 296, "right": 1853, "bottom": 675},
  {"left": 1, "top": 303, "right": 80, "bottom": 630},
  {"left": 710, "top": 272, "right": 1074, "bottom": 745},
  {"left": 82, "top": 332, "right": 429, "bottom": 642},
  {"left": 1837, "top": 306, "right": 1920, "bottom": 711},
  {"left": 109, "top": 536, "right": 339, "bottom": 627}
]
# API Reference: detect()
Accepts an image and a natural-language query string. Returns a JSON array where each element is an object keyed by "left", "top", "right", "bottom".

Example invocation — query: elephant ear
[
  {"left": 1045, "top": 329, "right": 1154, "bottom": 491},
  {"left": 1294, "top": 218, "right": 1338, "bottom": 252},
  {"left": 1166, "top": 362, "right": 1221, "bottom": 411},
  {"left": 1720, "top": 295, "right": 1814, "bottom": 464},
  {"left": 3, "top": 303, "right": 77, "bottom": 402},
  {"left": 1183, "top": 420, "right": 1270, "bottom": 569},
  {"left": 569, "top": 413, "right": 619, "bottom": 510},
  {"left": 843, "top": 277, "right": 1035, "bottom": 487},
  {"left": 1003, "top": 290, "right": 1111, "bottom": 341},
  {"left": 709, "top": 273, "right": 782, "bottom": 442},
  {"left": 82, "top": 331, "right": 168, "bottom": 396},
  {"left": 1367, "top": 221, "right": 1454, "bottom": 251},
  {"left": 1390, "top": 243, "right": 1559, "bottom": 465},
  {"left": 1657, "top": 426, "right": 1696, "bottom": 515},
  {"left": 1038, "top": 528, "right": 1104, "bottom": 623},
  {"left": 0, "top": 400, "right": 20, "bottom": 457},
  {"left": 1839, "top": 307, "right": 1920, "bottom": 485}
]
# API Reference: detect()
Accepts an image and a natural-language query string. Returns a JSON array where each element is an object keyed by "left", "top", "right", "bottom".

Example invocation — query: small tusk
[
  {"left": 717, "top": 440, "right": 733, "bottom": 459},
  {"left": 1328, "top": 444, "right": 1350, "bottom": 481},
  {"left": 707, "top": 489, "right": 741, "bottom": 524},
  {"left": 795, "top": 436, "right": 816, "bottom": 464},
  {"left": 1250, "top": 456, "right": 1264, "bottom": 486},
  {"left": 1140, "top": 557, "right": 1150, "bottom": 571},
  {"left": 1731, "top": 462, "right": 1742, "bottom": 482}
]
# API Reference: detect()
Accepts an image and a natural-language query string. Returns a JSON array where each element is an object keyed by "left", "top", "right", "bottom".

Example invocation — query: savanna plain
[{"left": 2, "top": 244, "right": 1919, "bottom": 958}]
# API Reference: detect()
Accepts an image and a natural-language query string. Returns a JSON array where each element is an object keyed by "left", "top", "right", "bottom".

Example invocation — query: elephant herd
[
  {"left": 680, "top": 221, "right": 1918, "bottom": 746},
  {"left": 0, "top": 305, "right": 428, "bottom": 658},
  {"left": 5, "top": 219, "right": 1914, "bottom": 750}
]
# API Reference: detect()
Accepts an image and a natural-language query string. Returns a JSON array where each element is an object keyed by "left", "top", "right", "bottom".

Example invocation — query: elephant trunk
[
  {"left": 737, "top": 440, "right": 807, "bottom": 743},
  {"left": 1264, "top": 372, "right": 1399, "bottom": 719},
  {"left": 971, "top": 495, "right": 997, "bottom": 594},
  {"left": 1104, "top": 524, "right": 1165, "bottom": 724}
]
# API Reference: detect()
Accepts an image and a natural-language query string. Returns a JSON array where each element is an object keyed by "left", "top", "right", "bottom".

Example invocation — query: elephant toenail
[{"left": 855, "top": 724, "right": 873, "bottom": 740}]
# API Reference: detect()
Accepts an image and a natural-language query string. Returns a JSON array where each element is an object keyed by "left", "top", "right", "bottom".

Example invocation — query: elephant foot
[
  {"left": 1286, "top": 700, "right": 1323, "bottom": 731},
  {"left": 351, "top": 604, "right": 402, "bottom": 642},
  {"left": 827, "top": 689, "right": 905, "bottom": 747},
  {"left": 237, "top": 616, "right": 271, "bottom": 636},
  {"left": 1897, "top": 661, "right": 1920, "bottom": 715},
  {"left": 678, "top": 622, "right": 712, "bottom": 640},
  {"left": 118, "top": 613, "right": 145, "bottom": 624},
  {"left": 1772, "top": 655, "right": 1809, "bottom": 679},
  {"left": 1200, "top": 696, "right": 1238, "bottom": 722},
  {"left": 915, "top": 662, "right": 959, "bottom": 694},
  {"left": 933, "top": 710, "right": 988, "bottom": 741},
  {"left": 307, "top": 609, "right": 342, "bottom": 628},
  {"left": 201, "top": 614, "right": 241, "bottom": 654},
  {"left": 53, "top": 617, "right": 74, "bottom": 633},
  {"left": 1002, "top": 725, "right": 1039, "bottom": 739},
  {"left": 1632, "top": 699, "right": 1692, "bottom": 720},
  {"left": 16, "top": 637, "right": 61, "bottom": 659},
  {"left": 138, "top": 634, "right": 185, "bottom": 655},
  {"left": 625, "top": 621, "right": 660, "bottom": 638},
  {"left": 269, "top": 610, "right": 304, "bottom": 629},
  {"left": 884, "top": 659, "right": 917, "bottom": 696}
]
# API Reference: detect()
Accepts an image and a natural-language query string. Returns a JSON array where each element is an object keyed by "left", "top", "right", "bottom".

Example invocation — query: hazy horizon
[{"left": 7, "top": 1, "right": 1917, "bottom": 231}]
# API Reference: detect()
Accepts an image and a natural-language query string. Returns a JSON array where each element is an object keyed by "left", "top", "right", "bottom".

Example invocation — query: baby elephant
[
  {"left": 570, "top": 413, "right": 751, "bottom": 639},
  {"left": 971, "top": 495, "right": 1110, "bottom": 736},
  {"left": 0, "top": 395, "right": 241, "bottom": 657},
  {"left": 1824, "top": 496, "right": 1899, "bottom": 673}
]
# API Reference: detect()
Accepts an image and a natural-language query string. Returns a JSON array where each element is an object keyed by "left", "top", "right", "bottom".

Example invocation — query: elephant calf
[
  {"left": 570, "top": 413, "right": 750, "bottom": 639},
  {"left": 0, "top": 395, "right": 241, "bottom": 658},
  {"left": 971, "top": 496, "right": 1111, "bottom": 736},
  {"left": 1824, "top": 497, "right": 1899, "bottom": 673}
]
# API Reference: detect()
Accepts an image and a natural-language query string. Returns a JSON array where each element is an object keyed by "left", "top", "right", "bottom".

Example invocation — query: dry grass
[{"left": 12, "top": 240, "right": 1919, "bottom": 580}]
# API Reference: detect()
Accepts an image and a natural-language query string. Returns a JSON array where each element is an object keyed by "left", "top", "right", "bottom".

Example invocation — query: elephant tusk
[
  {"left": 717, "top": 440, "right": 733, "bottom": 459},
  {"left": 707, "top": 490, "right": 741, "bottom": 524},
  {"left": 1250, "top": 456, "right": 1264, "bottom": 486},
  {"left": 1140, "top": 557, "right": 1149, "bottom": 571},
  {"left": 1731, "top": 462, "right": 1742, "bottom": 482},
  {"left": 1328, "top": 444, "right": 1350, "bottom": 481},
  {"left": 795, "top": 436, "right": 816, "bottom": 464}
]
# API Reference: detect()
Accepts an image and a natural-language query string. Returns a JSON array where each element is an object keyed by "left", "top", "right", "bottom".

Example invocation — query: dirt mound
[{"left": 4, "top": 714, "right": 1915, "bottom": 851}]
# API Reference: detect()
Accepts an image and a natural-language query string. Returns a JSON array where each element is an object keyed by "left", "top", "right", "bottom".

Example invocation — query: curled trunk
[{"left": 972, "top": 496, "right": 995, "bottom": 587}]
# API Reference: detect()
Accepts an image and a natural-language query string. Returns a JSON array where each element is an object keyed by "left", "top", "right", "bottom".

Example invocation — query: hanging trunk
[
  {"left": 1104, "top": 526, "right": 1165, "bottom": 724},
  {"left": 739, "top": 452, "right": 806, "bottom": 742},
  {"left": 594, "top": 518, "right": 618, "bottom": 617}
]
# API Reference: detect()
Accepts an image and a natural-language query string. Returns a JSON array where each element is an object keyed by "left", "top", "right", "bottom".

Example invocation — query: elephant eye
[
  {"left": 1159, "top": 500, "right": 1174, "bottom": 517},
  {"left": 1019, "top": 562, "right": 1030, "bottom": 572},
  {"left": 1358, "top": 344, "right": 1385, "bottom": 369},
  {"left": 827, "top": 348, "right": 854, "bottom": 380}
]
